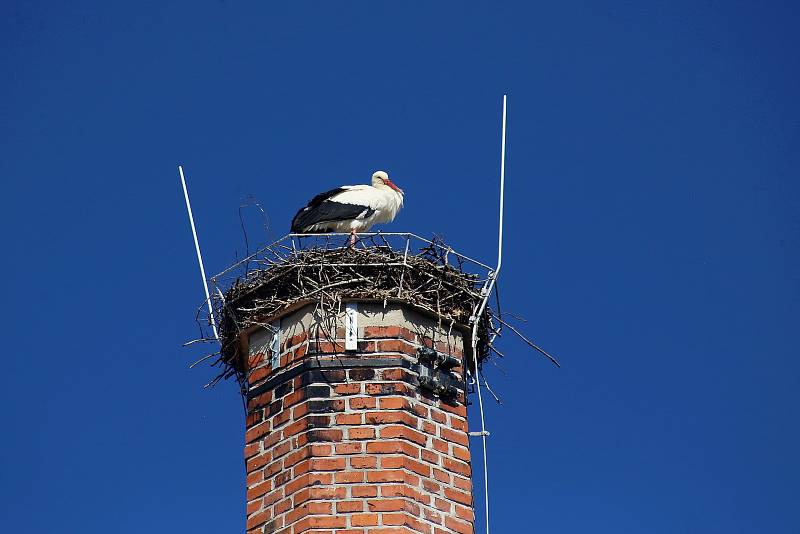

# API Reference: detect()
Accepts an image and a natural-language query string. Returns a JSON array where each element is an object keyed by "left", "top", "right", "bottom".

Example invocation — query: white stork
[{"left": 291, "top": 170, "right": 404, "bottom": 244}]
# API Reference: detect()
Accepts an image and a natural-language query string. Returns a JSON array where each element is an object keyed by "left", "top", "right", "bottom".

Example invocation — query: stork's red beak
[{"left": 386, "top": 180, "right": 404, "bottom": 194}]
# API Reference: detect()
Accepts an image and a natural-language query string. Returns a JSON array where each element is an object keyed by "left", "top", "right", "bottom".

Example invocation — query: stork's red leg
[{"left": 349, "top": 229, "right": 357, "bottom": 247}]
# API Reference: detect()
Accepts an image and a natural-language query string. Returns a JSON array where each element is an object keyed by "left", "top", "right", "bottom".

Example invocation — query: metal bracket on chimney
[
  {"left": 416, "top": 347, "right": 461, "bottom": 399},
  {"left": 246, "top": 357, "right": 466, "bottom": 401}
]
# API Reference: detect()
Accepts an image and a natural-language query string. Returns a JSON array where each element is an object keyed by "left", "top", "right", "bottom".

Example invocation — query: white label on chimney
[
  {"left": 269, "top": 319, "right": 281, "bottom": 370},
  {"left": 345, "top": 303, "right": 358, "bottom": 351},
  {"left": 270, "top": 320, "right": 281, "bottom": 369}
]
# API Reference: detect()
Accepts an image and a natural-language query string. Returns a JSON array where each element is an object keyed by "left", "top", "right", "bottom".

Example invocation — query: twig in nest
[
  {"left": 189, "top": 352, "right": 221, "bottom": 369},
  {"left": 481, "top": 375, "right": 503, "bottom": 404},
  {"left": 493, "top": 316, "right": 560, "bottom": 367},
  {"left": 486, "top": 356, "right": 508, "bottom": 375}
]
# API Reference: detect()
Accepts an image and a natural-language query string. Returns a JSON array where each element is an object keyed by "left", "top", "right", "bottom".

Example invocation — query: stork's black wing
[{"left": 290, "top": 187, "right": 374, "bottom": 232}]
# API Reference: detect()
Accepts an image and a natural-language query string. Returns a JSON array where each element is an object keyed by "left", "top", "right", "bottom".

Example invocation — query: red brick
[
  {"left": 433, "top": 497, "right": 452, "bottom": 513},
  {"left": 412, "top": 403, "right": 429, "bottom": 419},
  {"left": 292, "top": 403, "right": 309, "bottom": 419},
  {"left": 246, "top": 480, "right": 271, "bottom": 501},
  {"left": 350, "top": 456, "right": 377, "bottom": 469},
  {"left": 365, "top": 411, "right": 417, "bottom": 426},
  {"left": 274, "top": 498, "right": 291, "bottom": 515},
  {"left": 272, "top": 440, "right": 292, "bottom": 459},
  {"left": 292, "top": 458, "right": 312, "bottom": 476},
  {"left": 429, "top": 409, "right": 447, "bottom": 424},
  {"left": 451, "top": 445, "right": 470, "bottom": 462},
  {"left": 454, "top": 504, "right": 475, "bottom": 522},
  {"left": 421, "top": 449, "right": 440, "bottom": 465},
  {"left": 248, "top": 367, "right": 269, "bottom": 384},
  {"left": 335, "top": 470, "right": 365, "bottom": 483},
  {"left": 334, "top": 383, "right": 361, "bottom": 395},
  {"left": 284, "top": 389, "right": 306, "bottom": 408},
  {"left": 272, "top": 408, "right": 291, "bottom": 428},
  {"left": 246, "top": 352, "right": 264, "bottom": 370},
  {"left": 379, "top": 397, "right": 413, "bottom": 411},
  {"left": 308, "top": 486, "right": 347, "bottom": 500},
  {"left": 310, "top": 457, "right": 345, "bottom": 471},
  {"left": 246, "top": 453, "right": 270, "bottom": 474},
  {"left": 352, "top": 485, "right": 378, "bottom": 498},
  {"left": 450, "top": 416, "right": 468, "bottom": 433},
  {"left": 405, "top": 458, "right": 431, "bottom": 477},
  {"left": 306, "top": 428, "right": 343, "bottom": 443},
  {"left": 431, "top": 438, "right": 448, "bottom": 454},
  {"left": 349, "top": 397, "right": 377, "bottom": 410},
  {"left": 422, "top": 507, "right": 443, "bottom": 525},
  {"left": 335, "top": 442, "right": 363, "bottom": 455},
  {"left": 445, "top": 515, "right": 473, "bottom": 534},
  {"left": 365, "top": 382, "right": 413, "bottom": 397},
  {"left": 307, "top": 501, "right": 333, "bottom": 514},
  {"left": 379, "top": 425, "right": 428, "bottom": 446},
  {"left": 443, "top": 457, "right": 470, "bottom": 477},
  {"left": 286, "top": 333, "right": 307, "bottom": 349},
  {"left": 382, "top": 368, "right": 412, "bottom": 381},
  {"left": 284, "top": 473, "right": 310, "bottom": 496},
  {"left": 308, "top": 472, "right": 333, "bottom": 486},
  {"left": 443, "top": 487, "right": 472, "bottom": 506},
  {"left": 440, "top": 427, "right": 468, "bottom": 447},
  {"left": 246, "top": 509, "right": 270, "bottom": 530},
  {"left": 284, "top": 446, "right": 311, "bottom": 469},
  {"left": 452, "top": 475, "right": 472, "bottom": 492},
  {"left": 381, "top": 456, "right": 404, "bottom": 469},
  {"left": 375, "top": 339, "right": 415, "bottom": 356},
  {"left": 246, "top": 411, "right": 262, "bottom": 427},
  {"left": 246, "top": 470, "right": 263, "bottom": 486},
  {"left": 432, "top": 468, "right": 450, "bottom": 483},
  {"left": 368, "top": 498, "right": 418, "bottom": 514},
  {"left": 439, "top": 401, "right": 467, "bottom": 418},
  {"left": 366, "top": 470, "right": 405, "bottom": 483},
  {"left": 245, "top": 421, "right": 270, "bottom": 443},
  {"left": 336, "top": 413, "right": 362, "bottom": 425},
  {"left": 309, "top": 444, "right": 333, "bottom": 456},
  {"left": 350, "top": 513, "right": 379, "bottom": 527},
  {"left": 422, "top": 478, "right": 442, "bottom": 495},
  {"left": 421, "top": 421, "right": 436, "bottom": 435},
  {"left": 244, "top": 443, "right": 260, "bottom": 460},
  {"left": 363, "top": 325, "right": 402, "bottom": 338},
  {"left": 348, "top": 427, "right": 376, "bottom": 440},
  {"left": 366, "top": 440, "right": 419, "bottom": 458},
  {"left": 337, "top": 500, "right": 364, "bottom": 513},
  {"left": 246, "top": 499, "right": 262, "bottom": 515}
]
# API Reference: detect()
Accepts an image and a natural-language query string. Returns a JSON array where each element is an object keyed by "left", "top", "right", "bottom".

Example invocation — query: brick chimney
[{"left": 242, "top": 302, "right": 474, "bottom": 534}]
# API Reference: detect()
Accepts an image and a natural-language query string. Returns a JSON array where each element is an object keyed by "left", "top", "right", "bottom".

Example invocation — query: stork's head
[{"left": 371, "top": 170, "right": 404, "bottom": 195}]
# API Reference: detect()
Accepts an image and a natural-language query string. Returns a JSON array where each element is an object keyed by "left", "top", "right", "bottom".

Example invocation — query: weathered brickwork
[{"left": 243, "top": 307, "right": 474, "bottom": 534}]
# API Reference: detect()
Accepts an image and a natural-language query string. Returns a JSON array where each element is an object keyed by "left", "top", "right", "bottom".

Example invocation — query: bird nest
[{"left": 190, "top": 233, "right": 558, "bottom": 391}]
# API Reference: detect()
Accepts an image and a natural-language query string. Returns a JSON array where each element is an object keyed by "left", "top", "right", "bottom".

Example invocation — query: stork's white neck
[{"left": 374, "top": 183, "right": 404, "bottom": 205}]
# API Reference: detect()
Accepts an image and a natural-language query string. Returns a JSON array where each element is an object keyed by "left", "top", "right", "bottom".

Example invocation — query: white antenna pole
[
  {"left": 471, "top": 94, "right": 507, "bottom": 534},
  {"left": 179, "top": 165, "right": 219, "bottom": 340},
  {"left": 497, "top": 93, "right": 507, "bottom": 277}
]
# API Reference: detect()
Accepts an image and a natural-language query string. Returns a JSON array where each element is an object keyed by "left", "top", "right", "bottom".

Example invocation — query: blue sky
[{"left": 1, "top": 1, "right": 798, "bottom": 532}]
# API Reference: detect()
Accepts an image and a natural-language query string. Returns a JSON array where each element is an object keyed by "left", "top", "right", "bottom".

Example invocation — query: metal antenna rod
[
  {"left": 497, "top": 94, "right": 507, "bottom": 279},
  {"left": 471, "top": 94, "right": 507, "bottom": 534},
  {"left": 179, "top": 165, "right": 219, "bottom": 340}
]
